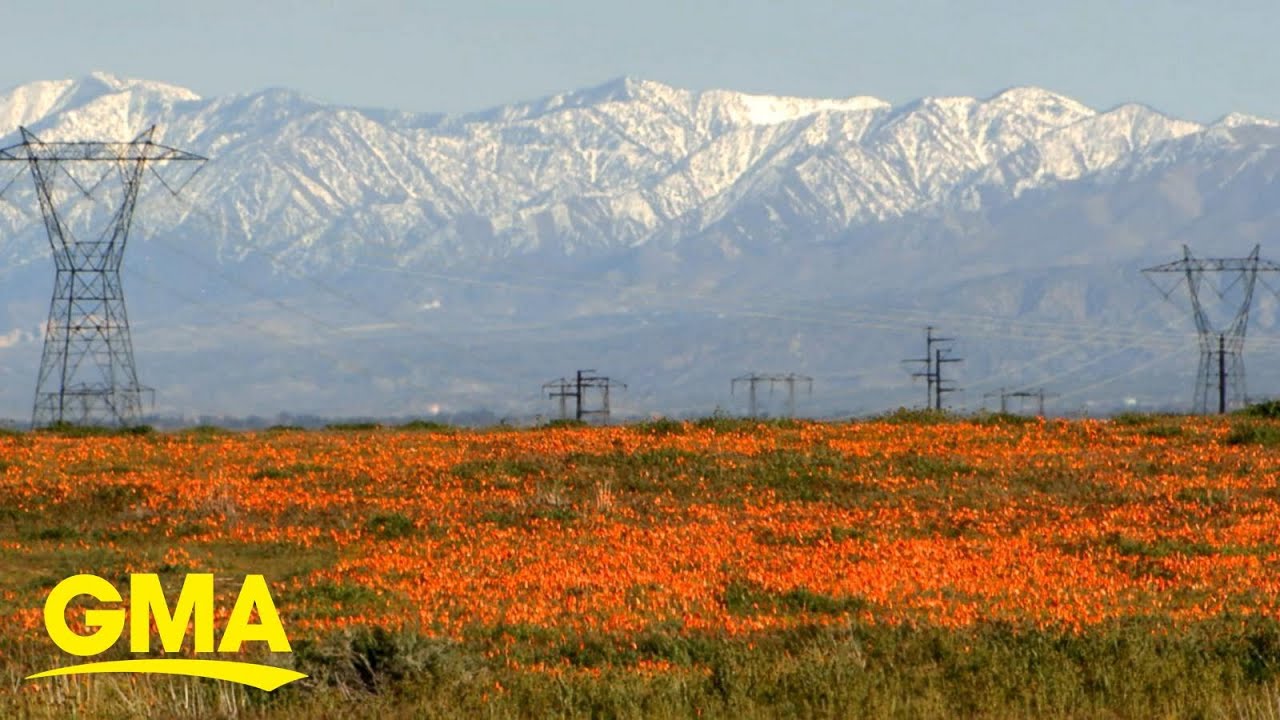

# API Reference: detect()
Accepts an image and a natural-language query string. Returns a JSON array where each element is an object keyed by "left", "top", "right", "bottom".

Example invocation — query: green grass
[
  {"left": 874, "top": 408, "right": 955, "bottom": 425},
  {"left": 398, "top": 419, "right": 453, "bottom": 432},
  {"left": 1226, "top": 421, "right": 1280, "bottom": 447},
  {"left": 9, "top": 618, "right": 1280, "bottom": 718},
  {"left": 251, "top": 463, "right": 328, "bottom": 480},
  {"left": 1237, "top": 400, "right": 1280, "bottom": 419},
  {"left": 1100, "top": 531, "right": 1217, "bottom": 559},
  {"left": 722, "top": 580, "right": 871, "bottom": 616},
  {"left": 363, "top": 512, "right": 416, "bottom": 539},
  {"left": 34, "top": 422, "right": 155, "bottom": 437},
  {"left": 632, "top": 418, "right": 689, "bottom": 436},
  {"left": 970, "top": 411, "right": 1038, "bottom": 427},
  {"left": 324, "top": 422, "right": 383, "bottom": 431}
]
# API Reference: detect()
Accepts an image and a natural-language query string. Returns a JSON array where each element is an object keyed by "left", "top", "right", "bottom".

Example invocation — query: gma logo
[{"left": 27, "top": 573, "right": 307, "bottom": 691}]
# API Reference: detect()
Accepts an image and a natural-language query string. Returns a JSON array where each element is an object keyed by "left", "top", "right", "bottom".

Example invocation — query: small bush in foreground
[
  {"left": 1239, "top": 399, "right": 1280, "bottom": 418},
  {"left": 1226, "top": 421, "right": 1280, "bottom": 447}
]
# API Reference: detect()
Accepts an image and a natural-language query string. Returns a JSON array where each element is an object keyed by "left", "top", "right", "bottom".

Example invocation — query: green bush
[
  {"left": 1238, "top": 399, "right": 1280, "bottom": 418},
  {"left": 364, "top": 512, "right": 416, "bottom": 539},
  {"left": 35, "top": 422, "right": 153, "bottom": 437},
  {"left": 399, "top": 420, "right": 452, "bottom": 432},
  {"left": 325, "top": 422, "right": 382, "bottom": 431},
  {"left": 1226, "top": 421, "right": 1280, "bottom": 447},
  {"left": 875, "top": 407, "right": 953, "bottom": 425},
  {"left": 633, "top": 418, "right": 688, "bottom": 436}
]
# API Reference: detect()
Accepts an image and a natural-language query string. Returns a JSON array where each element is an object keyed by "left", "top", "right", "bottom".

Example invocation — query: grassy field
[{"left": 6, "top": 413, "right": 1280, "bottom": 717}]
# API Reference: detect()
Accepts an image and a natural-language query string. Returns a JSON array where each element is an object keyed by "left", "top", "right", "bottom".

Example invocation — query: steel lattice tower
[
  {"left": 0, "top": 126, "right": 206, "bottom": 427},
  {"left": 731, "top": 372, "right": 813, "bottom": 417},
  {"left": 1143, "top": 245, "right": 1280, "bottom": 414}
]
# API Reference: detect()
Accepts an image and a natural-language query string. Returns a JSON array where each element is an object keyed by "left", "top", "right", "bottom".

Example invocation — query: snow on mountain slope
[
  {"left": 0, "top": 73, "right": 1245, "bottom": 274},
  {"left": 0, "top": 74, "right": 1276, "bottom": 417},
  {"left": 2, "top": 72, "right": 200, "bottom": 143}
]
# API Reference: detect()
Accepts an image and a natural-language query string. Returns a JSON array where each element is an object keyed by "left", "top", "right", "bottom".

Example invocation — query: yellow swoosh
[{"left": 27, "top": 659, "right": 307, "bottom": 691}]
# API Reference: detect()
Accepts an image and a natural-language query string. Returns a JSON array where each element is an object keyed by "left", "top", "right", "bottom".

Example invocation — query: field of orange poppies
[{"left": 5, "top": 412, "right": 1280, "bottom": 718}]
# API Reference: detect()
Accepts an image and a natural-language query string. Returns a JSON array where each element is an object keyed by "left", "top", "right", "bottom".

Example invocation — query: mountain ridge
[
  {"left": 0, "top": 73, "right": 1257, "bottom": 272},
  {"left": 0, "top": 74, "right": 1276, "bottom": 418}
]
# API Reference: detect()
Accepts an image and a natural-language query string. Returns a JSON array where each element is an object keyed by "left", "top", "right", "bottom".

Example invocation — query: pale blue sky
[{"left": 8, "top": 1, "right": 1278, "bottom": 122}]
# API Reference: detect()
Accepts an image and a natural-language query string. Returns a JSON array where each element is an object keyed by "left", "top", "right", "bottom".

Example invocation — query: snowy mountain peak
[
  {"left": 707, "top": 88, "right": 889, "bottom": 126},
  {"left": 83, "top": 71, "right": 140, "bottom": 93},
  {"left": 0, "top": 75, "right": 1278, "bottom": 416},
  {"left": 78, "top": 71, "right": 200, "bottom": 102},
  {"left": 467, "top": 76, "right": 892, "bottom": 131},
  {"left": 913, "top": 94, "right": 981, "bottom": 113},
  {"left": 560, "top": 75, "right": 678, "bottom": 105},
  {"left": 0, "top": 72, "right": 202, "bottom": 143},
  {"left": 984, "top": 86, "right": 1096, "bottom": 119},
  {"left": 1213, "top": 111, "right": 1280, "bottom": 129},
  {"left": 0, "top": 79, "right": 76, "bottom": 131},
  {"left": 0, "top": 73, "right": 1269, "bottom": 272},
  {"left": 462, "top": 75, "right": 688, "bottom": 125},
  {"left": 1100, "top": 102, "right": 1196, "bottom": 126}
]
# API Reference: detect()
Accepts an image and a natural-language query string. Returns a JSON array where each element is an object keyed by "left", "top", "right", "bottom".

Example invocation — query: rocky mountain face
[{"left": 0, "top": 72, "right": 1277, "bottom": 421}]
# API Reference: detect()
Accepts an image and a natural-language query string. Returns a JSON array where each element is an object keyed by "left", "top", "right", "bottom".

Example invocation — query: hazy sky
[{"left": 7, "top": 1, "right": 1279, "bottom": 122}]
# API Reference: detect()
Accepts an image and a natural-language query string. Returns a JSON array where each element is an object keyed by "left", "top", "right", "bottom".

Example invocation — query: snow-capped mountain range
[{"left": 0, "top": 72, "right": 1278, "bottom": 420}]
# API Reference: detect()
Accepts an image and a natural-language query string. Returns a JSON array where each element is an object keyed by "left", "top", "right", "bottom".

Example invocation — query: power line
[
  {"left": 1053, "top": 343, "right": 1187, "bottom": 408},
  {"left": 26, "top": 159, "right": 1280, "bottom": 420}
]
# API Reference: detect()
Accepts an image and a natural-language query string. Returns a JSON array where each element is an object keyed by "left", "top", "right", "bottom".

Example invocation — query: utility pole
[
  {"left": 903, "top": 326, "right": 955, "bottom": 410},
  {"left": 732, "top": 372, "right": 814, "bottom": 418},
  {"left": 542, "top": 377, "right": 575, "bottom": 420},
  {"left": 543, "top": 369, "right": 626, "bottom": 422},
  {"left": 935, "top": 347, "right": 962, "bottom": 410},
  {"left": 1143, "top": 245, "right": 1280, "bottom": 414}
]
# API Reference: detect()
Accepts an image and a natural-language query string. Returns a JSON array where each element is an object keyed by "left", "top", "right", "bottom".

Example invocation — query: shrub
[
  {"left": 325, "top": 422, "right": 382, "bottom": 431},
  {"left": 1239, "top": 399, "right": 1280, "bottom": 418},
  {"left": 365, "top": 512, "right": 415, "bottom": 539},
  {"left": 400, "top": 420, "right": 452, "bottom": 432},
  {"left": 1226, "top": 421, "right": 1280, "bottom": 447},
  {"left": 875, "top": 407, "right": 953, "bottom": 425}
]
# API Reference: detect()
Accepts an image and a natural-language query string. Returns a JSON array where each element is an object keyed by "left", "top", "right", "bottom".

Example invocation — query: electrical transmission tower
[
  {"left": 0, "top": 126, "right": 206, "bottom": 427},
  {"left": 902, "top": 327, "right": 962, "bottom": 410},
  {"left": 731, "top": 372, "right": 813, "bottom": 418},
  {"left": 1142, "top": 245, "right": 1280, "bottom": 414},
  {"left": 983, "top": 387, "right": 1057, "bottom": 416},
  {"left": 543, "top": 369, "right": 626, "bottom": 422}
]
